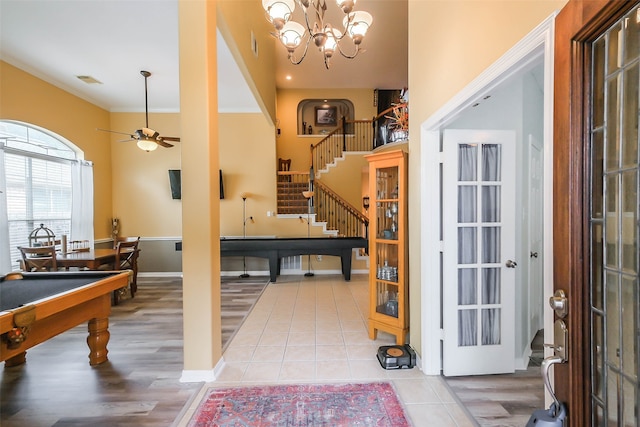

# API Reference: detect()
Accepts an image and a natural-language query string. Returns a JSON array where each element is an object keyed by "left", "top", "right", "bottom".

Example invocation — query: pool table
[{"left": 0, "top": 270, "right": 130, "bottom": 367}]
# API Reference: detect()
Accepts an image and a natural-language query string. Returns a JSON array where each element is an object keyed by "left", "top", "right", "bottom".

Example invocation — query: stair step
[{"left": 277, "top": 207, "right": 308, "bottom": 214}]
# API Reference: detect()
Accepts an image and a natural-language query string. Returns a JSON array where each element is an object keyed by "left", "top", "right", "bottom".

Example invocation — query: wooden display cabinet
[{"left": 365, "top": 149, "right": 408, "bottom": 345}]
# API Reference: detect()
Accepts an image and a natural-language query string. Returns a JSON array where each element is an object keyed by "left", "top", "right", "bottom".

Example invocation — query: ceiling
[{"left": 0, "top": 0, "right": 407, "bottom": 114}]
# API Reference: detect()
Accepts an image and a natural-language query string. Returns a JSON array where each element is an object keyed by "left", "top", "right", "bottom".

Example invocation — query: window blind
[{"left": 5, "top": 152, "right": 72, "bottom": 270}]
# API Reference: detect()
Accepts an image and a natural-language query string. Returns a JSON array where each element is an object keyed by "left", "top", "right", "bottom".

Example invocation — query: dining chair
[
  {"left": 112, "top": 237, "right": 140, "bottom": 305},
  {"left": 278, "top": 158, "right": 291, "bottom": 182},
  {"left": 112, "top": 235, "right": 141, "bottom": 249},
  {"left": 19, "top": 246, "right": 58, "bottom": 272}
]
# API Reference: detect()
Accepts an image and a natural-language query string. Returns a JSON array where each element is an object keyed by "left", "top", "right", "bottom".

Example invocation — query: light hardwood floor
[
  {"left": 1, "top": 274, "right": 541, "bottom": 426},
  {"left": 1, "top": 277, "right": 198, "bottom": 427},
  {"left": 443, "top": 331, "right": 545, "bottom": 426}
]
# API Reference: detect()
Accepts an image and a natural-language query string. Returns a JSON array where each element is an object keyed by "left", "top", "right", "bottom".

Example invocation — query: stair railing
[
  {"left": 310, "top": 117, "right": 375, "bottom": 175},
  {"left": 310, "top": 107, "right": 408, "bottom": 177},
  {"left": 312, "top": 180, "right": 368, "bottom": 239}
]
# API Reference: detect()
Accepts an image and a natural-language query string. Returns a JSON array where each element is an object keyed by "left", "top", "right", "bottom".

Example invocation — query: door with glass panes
[
  {"left": 553, "top": 2, "right": 639, "bottom": 425},
  {"left": 442, "top": 129, "right": 516, "bottom": 376}
]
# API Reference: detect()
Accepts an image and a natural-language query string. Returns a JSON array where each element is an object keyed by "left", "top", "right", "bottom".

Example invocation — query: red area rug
[{"left": 187, "top": 382, "right": 412, "bottom": 427}]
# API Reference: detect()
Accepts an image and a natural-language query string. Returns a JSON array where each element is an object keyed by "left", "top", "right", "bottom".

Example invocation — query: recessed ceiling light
[
  {"left": 285, "top": 75, "right": 292, "bottom": 80},
  {"left": 76, "top": 75, "right": 102, "bottom": 84}
]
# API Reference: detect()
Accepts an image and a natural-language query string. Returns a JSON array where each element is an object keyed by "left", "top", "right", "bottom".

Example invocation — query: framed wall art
[{"left": 315, "top": 106, "right": 338, "bottom": 126}]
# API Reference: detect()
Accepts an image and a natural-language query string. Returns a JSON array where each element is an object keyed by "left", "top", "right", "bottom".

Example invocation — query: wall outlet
[{"left": 316, "top": 255, "right": 322, "bottom": 262}]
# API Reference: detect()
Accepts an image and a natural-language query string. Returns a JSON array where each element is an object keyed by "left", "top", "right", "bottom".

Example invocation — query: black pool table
[
  {"left": 0, "top": 270, "right": 130, "bottom": 367},
  {"left": 220, "top": 237, "right": 368, "bottom": 282}
]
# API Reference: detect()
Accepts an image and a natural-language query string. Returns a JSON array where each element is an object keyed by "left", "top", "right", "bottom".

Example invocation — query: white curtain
[
  {"left": 457, "top": 143, "right": 501, "bottom": 347},
  {"left": 0, "top": 148, "right": 11, "bottom": 274},
  {"left": 71, "top": 160, "right": 94, "bottom": 249}
]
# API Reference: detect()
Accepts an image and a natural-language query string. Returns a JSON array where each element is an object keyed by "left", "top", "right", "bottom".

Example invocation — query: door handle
[
  {"left": 530, "top": 251, "right": 538, "bottom": 258},
  {"left": 549, "top": 290, "right": 568, "bottom": 318},
  {"left": 505, "top": 259, "right": 517, "bottom": 268}
]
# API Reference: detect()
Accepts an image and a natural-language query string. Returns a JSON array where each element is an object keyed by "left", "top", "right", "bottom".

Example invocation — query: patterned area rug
[
  {"left": 187, "top": 382, "right": 412, "bottom": 427},
  {"left": 221, "top": 276, "right": 269, "bottom": 349}
]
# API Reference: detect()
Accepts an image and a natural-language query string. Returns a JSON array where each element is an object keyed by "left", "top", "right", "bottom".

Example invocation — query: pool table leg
[
  {"left": 87, "top": 317, "right": 110, "bottom": 365},
  {"left": 4, "top": 351, "right": 26, "bottom": 367}
]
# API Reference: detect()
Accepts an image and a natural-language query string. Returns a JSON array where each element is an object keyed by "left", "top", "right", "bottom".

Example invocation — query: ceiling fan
[{"left": 97, "top": 70, "right": 180, "bottom": 152}]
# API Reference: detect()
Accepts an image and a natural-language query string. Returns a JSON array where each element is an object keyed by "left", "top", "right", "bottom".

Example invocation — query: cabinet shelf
[{"left": 366, "top": 150, "right": 408, "bottom": 345}]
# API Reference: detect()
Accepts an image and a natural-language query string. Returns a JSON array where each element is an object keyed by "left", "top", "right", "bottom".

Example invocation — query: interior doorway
[{"left": 418, "top": 14, "right": 558, "bottom": 423}]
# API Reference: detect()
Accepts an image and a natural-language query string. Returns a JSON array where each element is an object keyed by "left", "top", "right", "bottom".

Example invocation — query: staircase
[
  {"left": 276, "top": 109, "right": 408, "bottom": 237},
  {"left": 277, "top": 172, "right": 310, "bottom": 215}
]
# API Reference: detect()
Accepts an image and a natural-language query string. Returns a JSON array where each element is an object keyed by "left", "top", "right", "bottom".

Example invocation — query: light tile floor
[{"left": 177, "top": 274, "right": 476, "bottom": 426}]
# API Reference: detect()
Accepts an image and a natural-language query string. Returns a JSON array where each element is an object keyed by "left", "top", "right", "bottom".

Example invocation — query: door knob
[
  {"left": 505, "top": 259, "right": 517, "bottom": 268},
  {"left": 549, "top": 289, "right": 568, "bottom": 318}
]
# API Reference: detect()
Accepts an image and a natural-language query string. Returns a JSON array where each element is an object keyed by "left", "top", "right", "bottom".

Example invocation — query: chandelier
[{"left": 262, "top": 0, "right": 373, "bottom": 69}]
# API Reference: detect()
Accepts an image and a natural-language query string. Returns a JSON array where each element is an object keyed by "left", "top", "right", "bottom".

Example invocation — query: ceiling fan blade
[
  {"left": 160, "top": 136, "right": 181, "bottom": 142},
  {"left": 97, "top": 128, "right": 134, "bottom": 137},
  {"left": 156, "top": 139, "right": 174, "bottom": 148}
]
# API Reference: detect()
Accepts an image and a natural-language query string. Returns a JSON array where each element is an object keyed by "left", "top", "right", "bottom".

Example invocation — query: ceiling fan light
[
  {"left": 344, "top": 10, "right": 372, "bottom": 44},
  {"left": 137, "top": 138, "right": 158, "bottom": 152},
  {"left": 262, "top": 0, "right": 295, "bottom": 31},
  {"left": 280, "top": 21, "right": 305, "bottom": 50}
]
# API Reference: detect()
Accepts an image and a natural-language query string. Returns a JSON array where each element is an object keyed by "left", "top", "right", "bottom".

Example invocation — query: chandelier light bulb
[
  {"left": 262, "top": 0, "right": 295, "bottom": 31},
  {"left": 280, "top": 21, "right": 305, "bottom": 50},
  {"left": 336, "top": 0, "right": 356, "bottom": 14},
  {"left": 344, "top": 10, "right": 372, "bottom": 44},
  {"left": 323, "top": 28, "right": 342, "bottom": 57}
]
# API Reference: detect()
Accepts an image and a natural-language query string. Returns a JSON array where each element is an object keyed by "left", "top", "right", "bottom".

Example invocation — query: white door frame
[{"left": 419, "top": 13, "right": 557, "bottom": 375}]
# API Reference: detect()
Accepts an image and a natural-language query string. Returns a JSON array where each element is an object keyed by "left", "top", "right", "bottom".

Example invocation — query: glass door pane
[
  {"left": 590, "top": 7, "right": 640, "bottom": 425},
  {"left": 456, "top": 143, "right": 503, "bottom": 348}
]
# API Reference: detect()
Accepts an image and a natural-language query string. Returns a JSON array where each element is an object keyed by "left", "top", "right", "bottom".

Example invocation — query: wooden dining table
[{"left": 56, "top": 248, "right": 123, "bottom": 270}]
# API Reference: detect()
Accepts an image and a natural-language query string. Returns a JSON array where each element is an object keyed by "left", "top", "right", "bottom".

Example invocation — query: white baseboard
[{"left": 180, "top": 357, "right": 225, "bottom": 383}]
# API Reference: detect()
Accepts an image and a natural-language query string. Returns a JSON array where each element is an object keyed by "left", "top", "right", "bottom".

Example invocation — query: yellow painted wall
[
  {"left": 109, "top": 113, "right": 182, "bottom": 237},
  {"left": 217, "top": 0, "right": 276, "bottom": 123},
  {"left": 406, "top": 0, "right": 567, "bottom": 357},
  {"left": 317, "top": 154, "right": 370, "bottom": 211},
  {"left": 276, "top": 88, "right": 377, "bottom": 172},
  {"left": 219, "top": 112, "right": 335, "bottom": 238},
  {"left": 0, "top": 61, "right": 113, "bottom": 240}
]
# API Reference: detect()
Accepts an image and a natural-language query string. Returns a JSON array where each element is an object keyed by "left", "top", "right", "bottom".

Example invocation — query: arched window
[{"left": 0, "top": 120, "right": 94, "bottom": 272}]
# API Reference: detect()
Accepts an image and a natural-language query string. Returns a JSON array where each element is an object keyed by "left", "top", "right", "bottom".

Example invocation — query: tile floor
[{"left": 176, "top": 274, "right": 476, "bottom": 426}]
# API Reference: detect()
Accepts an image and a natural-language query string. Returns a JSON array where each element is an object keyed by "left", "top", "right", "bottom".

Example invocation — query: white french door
[{"left": 442, "top": 129, "right": 516, "bottom": 376}]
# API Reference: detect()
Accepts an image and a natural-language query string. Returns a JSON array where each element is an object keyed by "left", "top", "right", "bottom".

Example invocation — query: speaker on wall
[
  {"left": 168, "top": 169, "right": 224, "bottom": 200},
  {"left": 219, "top": 169, "right": 225, "bottom": 199},
  {"left": 168, "top": 169, "right": 181, "bottom": 200}
]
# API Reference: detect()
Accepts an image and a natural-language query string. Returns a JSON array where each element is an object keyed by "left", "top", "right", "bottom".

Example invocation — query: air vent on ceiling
[{"left": 76, "top": 75, "right": 102, "bottom": 84}]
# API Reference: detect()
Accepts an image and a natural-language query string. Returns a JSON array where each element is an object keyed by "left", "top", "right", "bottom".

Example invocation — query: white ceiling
[{"left": 0, "top": 0, "right": 407, "bottom": 114}]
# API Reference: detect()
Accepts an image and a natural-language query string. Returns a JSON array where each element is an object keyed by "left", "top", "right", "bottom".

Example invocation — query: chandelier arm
[
  {"left": 296, "top": 0, "right": 320, "bottom": 34},
  {"left": 335, "top": 40, "right": 361, "bottom": 59},
  {"left": 288, "top": 34, "right": 312, "bottom": 65}
]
